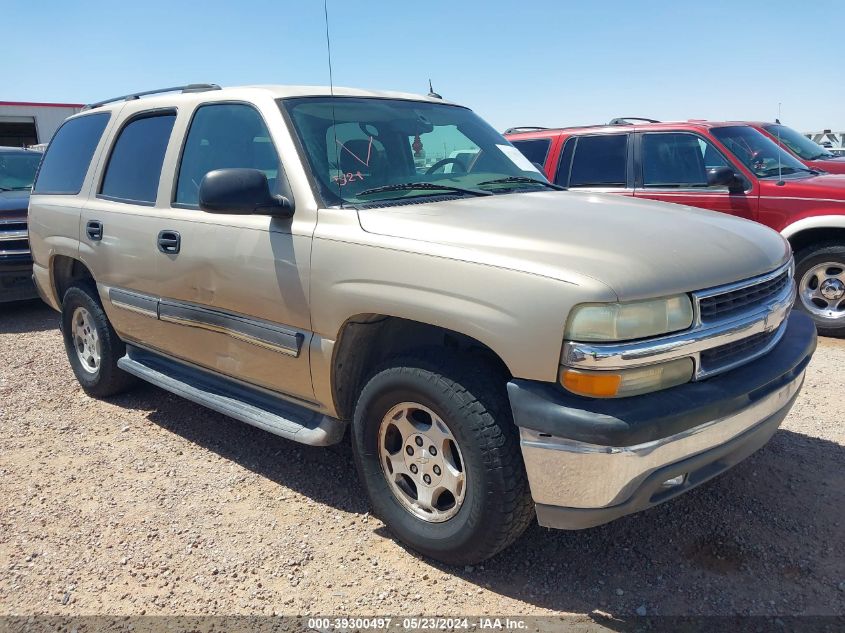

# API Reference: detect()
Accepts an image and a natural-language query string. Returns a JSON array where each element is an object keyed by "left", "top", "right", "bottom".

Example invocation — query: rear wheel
[
  {"left": 61, "top": 283, "right": 137, "bottom": 397},
  {"left": 794, "top": 243, "right": 845, "bottom": 338},
  {"left": 351, "top": 351, "right": 534, "bottom": 565}
]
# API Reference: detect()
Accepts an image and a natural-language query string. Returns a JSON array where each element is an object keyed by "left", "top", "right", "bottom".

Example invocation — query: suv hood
[{"left": 357, "top": 191, "right": 790, "bottom": 301}]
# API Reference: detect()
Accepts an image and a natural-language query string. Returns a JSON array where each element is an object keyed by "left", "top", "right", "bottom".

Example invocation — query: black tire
[
  {"left": 351, "top": 350, "right": 534, "bottom": 565},
  {"left": 61, "top": 282, "right": 137, "bottom": 397},
  {"left": 793, "top": 242, "right": 845, "bottom": 338}
]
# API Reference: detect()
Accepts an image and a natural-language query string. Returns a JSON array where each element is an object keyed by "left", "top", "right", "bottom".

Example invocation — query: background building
[
  {"left": 805, "top": 129, "right": 845, "bottom": 151},
  {"left": 0, "top": 101, "right": 83, "bottom": 147}
]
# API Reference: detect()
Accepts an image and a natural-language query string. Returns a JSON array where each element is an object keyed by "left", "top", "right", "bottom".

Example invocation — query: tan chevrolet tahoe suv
[{"left": 29, "top": 84, "right": 817, "bottom": 565}]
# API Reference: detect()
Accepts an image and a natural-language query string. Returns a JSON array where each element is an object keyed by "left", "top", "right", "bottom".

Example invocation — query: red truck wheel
[{"left": 794, "top": 243, "right": 845, "bottom": 338}]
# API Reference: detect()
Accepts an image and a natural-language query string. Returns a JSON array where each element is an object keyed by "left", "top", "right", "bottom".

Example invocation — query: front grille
[
  {"left": 0, "top": 220, "right": 29, "bottom": 256},
  {"left": 699, "top": 269, "right": 790, "bottom": 321},
  {"left": 699, "top": 328, "right": 779, "bottom": 373}
]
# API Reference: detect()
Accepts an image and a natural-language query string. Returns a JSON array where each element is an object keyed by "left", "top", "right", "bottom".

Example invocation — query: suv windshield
[
  {"left": 711, "top": 126, "right": 812, "bottom": 178},
  {"left": 762, "top": 123, "right": 836, "bottom": 161},
  {"left": 282, "top": 97, "right": 550, "bottom": 206},
  {"left": 0, "top": 150, "right": 42, "bottom": 191}
]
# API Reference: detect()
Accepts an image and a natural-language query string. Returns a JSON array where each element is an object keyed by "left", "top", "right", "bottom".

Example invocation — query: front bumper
[
  {"left": 508, "top": 311, "right": 817, "bottom": 530},
  {"left": 0, "top": 263, "right": 37, "bottom": 303}
]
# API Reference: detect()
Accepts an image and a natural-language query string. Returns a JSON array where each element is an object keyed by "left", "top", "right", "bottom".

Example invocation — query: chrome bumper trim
[
  {"left": 562, "top": 273, "right": 795, "bottom": 380},
  {"left": 519, "top": 368, "right": 804, "bottom": 510}
]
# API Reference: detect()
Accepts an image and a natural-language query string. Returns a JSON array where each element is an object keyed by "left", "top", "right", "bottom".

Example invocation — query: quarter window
[
  {"left": 568, "top": 135, "right": 628, "bottom": 188},
  {"left": 100, "top": 113, "right": 176, "bottom": 203},
  {"left": 33, "top": 113, "right": 110, "bottom": 195},
  {"left": 175, "top": 104, "right": 279, "bottom": 206},
  {"left": 641, "top": 133, "right": 729, "bottom": 188}
]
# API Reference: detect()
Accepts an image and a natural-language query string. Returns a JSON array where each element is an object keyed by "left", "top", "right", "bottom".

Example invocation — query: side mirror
[
  {"left": 199, "top": 168, "right": 293, "bottom": 217},
  {"left": 706, "top": 166, "right": 744, "bottom": 192}
]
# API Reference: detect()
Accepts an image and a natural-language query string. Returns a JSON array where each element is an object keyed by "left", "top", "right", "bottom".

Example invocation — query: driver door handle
[
  {"left": 86, "top": 220, "right": 103, "bottom": 241},
  {"left": 157, "top": 230, "right": 181, "bottom": 254}
]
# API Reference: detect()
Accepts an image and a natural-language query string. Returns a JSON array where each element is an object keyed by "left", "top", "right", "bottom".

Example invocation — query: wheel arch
[
  {"left": 330, "top": 313, "right": 512, "bottom": 421},
  {"left": 782, "top": 215, "right": 845, "bottom": 254},
  {"left": 50, "top": 255, "right": 96, "bottom": 306}
]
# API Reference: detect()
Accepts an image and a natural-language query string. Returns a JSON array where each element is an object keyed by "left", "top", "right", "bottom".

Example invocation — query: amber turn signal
[
  {"left": 560, "top": 358, "right": 694, "bottom": 398},
  {"left": 560, "top": 369, "right": 622, "bottom": 397}
]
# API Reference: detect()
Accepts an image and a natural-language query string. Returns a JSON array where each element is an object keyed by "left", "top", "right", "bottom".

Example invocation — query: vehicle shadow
[
  {"left": 0, "top": 299, "right": 58, "bottom": 334},
  {"left": 126, "top": 383, "right": 368, "bottom": 514},
  {"left": 126, "top": 384, "right": 842, "bottom": 616},
  {"left": 438, "top": 428, "right": 845, "bottom": 617}
]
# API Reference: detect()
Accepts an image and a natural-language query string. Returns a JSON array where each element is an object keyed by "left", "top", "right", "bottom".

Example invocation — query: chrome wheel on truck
[
  {"left": 351, "top": 351, "right": 534, "bottom": 565},
  {"left": 378, "top": 402, "right": 466, "bottom": 523},
  {"left": 71, "top": 306, "right": 101, "bottom": 374},
  {"left": 799, "top": 262, "right": 845, "bottom": 320},
  {"left": 61, "top": 283, "right": 137, "bottom": 397},
  {"left": 794, "top": 243, "right": 845, "bottom": 338}
]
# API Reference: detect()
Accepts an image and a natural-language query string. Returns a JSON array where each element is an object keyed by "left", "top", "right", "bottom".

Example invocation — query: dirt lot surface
[{"left": 1, "top": 300, "right": 843, "bottom": 622}]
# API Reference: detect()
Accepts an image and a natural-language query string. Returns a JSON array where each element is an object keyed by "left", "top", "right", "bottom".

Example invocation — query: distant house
[{"left": 0, "top": 101, "right": 83, "bottom": 147}]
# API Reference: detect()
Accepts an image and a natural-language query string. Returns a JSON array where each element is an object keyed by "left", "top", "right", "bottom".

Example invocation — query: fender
[{"left": 780, "top": 214, "right": 845, "bottom": 239}]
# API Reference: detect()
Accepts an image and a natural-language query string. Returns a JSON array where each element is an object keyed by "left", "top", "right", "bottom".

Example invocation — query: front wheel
[
  {"left": 351, "top": 352, "right": 534, "bottom": 565},
  {"left": 794, "top": 243, "right": 845, "bottom": 338}
]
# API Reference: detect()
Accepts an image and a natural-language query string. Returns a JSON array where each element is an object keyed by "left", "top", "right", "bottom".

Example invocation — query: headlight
[
  {"left": 560, "top": 358, "right": 694, "bottom": 398},
  {"left": 564, "top": 295, "right": 694, "bottom": 342}
]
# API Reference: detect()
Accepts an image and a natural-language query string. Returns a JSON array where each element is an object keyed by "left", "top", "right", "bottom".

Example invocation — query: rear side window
[
  {"left": 100, "top": 112, "right": 176, "bottom": 204},
  {"left": 175, "top": 104, "right": 279, "bottom": 207},
  {"left": 510, "top": 139, "right": 551, "bottom": 170},
  {"left": 33, "top": 113, "right": 110, "bottom": 195},
  {"left": 568, "top": 135, "right": 628, "bottom": 188}
]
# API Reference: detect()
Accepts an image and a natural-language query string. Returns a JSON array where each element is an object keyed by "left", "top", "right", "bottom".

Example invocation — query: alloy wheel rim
[
  {"left": 799, "top": 261, "right": 845, "bottom": 320},
  {"left": 377, "top": 402, "right": 466, "bottom": 523},
  {"left": 72, "top": 307, "right": 101, "bottom": 374}
]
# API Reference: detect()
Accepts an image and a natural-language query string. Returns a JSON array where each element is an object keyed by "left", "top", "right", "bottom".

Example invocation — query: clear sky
[{"left": 6, "top": 0, "right": 844, "bottom": 133}]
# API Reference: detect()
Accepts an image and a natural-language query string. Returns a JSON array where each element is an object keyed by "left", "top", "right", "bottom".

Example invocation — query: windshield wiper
[
  {"left": 357, "top": 182, "right": 492, "bottom": 198},
  {"left": 477, "top": 176, "right": 565, "bottom": 191},
  {"left": 760, "top": 165, "right": 817, "bottom": 177}
]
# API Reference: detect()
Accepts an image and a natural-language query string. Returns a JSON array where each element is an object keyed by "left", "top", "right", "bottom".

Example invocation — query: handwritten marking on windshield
[{"left": 333, "top": 171, "right": 365, "bottom": 186}]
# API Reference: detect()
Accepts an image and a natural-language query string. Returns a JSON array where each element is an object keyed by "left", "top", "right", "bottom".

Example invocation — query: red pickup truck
[{"left": 505, "top": 120, "right": 845, "bottom": 337}]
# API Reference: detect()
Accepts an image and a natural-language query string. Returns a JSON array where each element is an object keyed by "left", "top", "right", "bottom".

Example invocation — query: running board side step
[{"left": 117, "top": 345, "right": 345, "bottom": 446}]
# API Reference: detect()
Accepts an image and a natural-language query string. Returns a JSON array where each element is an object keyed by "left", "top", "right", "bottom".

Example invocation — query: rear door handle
[
  {"left": 157, "top": 230, "right": 181, "bottom": 254},
  {"left": 86, "top": 220, "right": 103, "bottom": 241}
]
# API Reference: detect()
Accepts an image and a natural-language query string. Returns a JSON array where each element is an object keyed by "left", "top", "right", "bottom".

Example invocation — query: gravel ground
[{"left": 1, "top": 300, "right": 843, "bottom": 620}]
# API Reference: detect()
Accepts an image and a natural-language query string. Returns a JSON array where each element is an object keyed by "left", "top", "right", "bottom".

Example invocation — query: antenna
[
  {"left": 427, "top": 79, "right": 442, "bottom": 99},
  {"left": 324, "top": 0, "right": 343, "bottom": 206},
  {"left": 324, "top": 0, "right": 335, "bottom": 98},
  {"left": 776, "top": 102, "right": 784, "bottom": 185}
]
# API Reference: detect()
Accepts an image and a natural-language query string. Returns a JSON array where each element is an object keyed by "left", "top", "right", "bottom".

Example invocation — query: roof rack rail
[
  {"left": 503, "top": 126, "right": 549, "bottom": 134},
  {"left": 608, "top": 117, "right": 660, "bottom": 125},
  {"left": 82, "top": 84, "right": 222, "bottom": 110}
]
